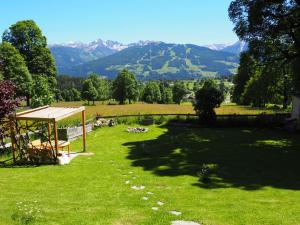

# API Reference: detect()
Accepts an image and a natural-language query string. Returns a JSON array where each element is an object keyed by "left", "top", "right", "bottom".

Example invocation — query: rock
[
  {"left": 169, "top": 211, "right": 182, "bottom": 216},
  {"left": 157, "top": 201, "right": 164, "bottom": 206},
  {"left": 171, "top": 221, "right": 201, "bottom": 225}
]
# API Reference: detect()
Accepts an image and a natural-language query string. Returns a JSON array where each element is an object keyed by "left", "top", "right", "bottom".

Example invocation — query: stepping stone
[
  {"left": 125, "top": 180, "right": 130, "bottom": 184},
  {"left": 171, "top": 221, "right": 201, "bottom": 225},
  {"left": 151, "top": 207, "right": 158, "bottom": 211},
  {"left": 169, "top": 211, "right": 182, "bottom": 216},
  {"left": 142, "top": 196, "right": 149, "bottom": 200},
  {"left": 147, "top": 192, "right": 154, "bottom": 195},
  {"left": 131, "top": 185, "right": 145, "bottom": 190},
  {"left": 157, "top": 201, "right": 164, "bottom": 206}
]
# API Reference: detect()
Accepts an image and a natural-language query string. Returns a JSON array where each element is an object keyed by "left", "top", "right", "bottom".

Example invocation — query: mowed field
[
  {"left": 1, "top": 125, "right": 300, "bottom": 225},
  {"left": 52, "top": 101, "right": 283, "bottom": 124}
]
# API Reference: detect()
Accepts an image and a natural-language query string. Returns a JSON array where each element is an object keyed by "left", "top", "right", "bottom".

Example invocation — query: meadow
[
  {"left": 52, "top": 101, "right": 284, "bottom": 126},
  {"left": 1, "top": 125, "right": 300, "bottom": 225}
]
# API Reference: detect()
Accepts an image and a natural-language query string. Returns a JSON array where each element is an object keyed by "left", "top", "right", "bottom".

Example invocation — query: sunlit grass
[
  {"left": 52, "top": 101, "right": 284, "bottom": 126},
  {"left": 0, "top": 125, "right": 300, "bottom": 225}
]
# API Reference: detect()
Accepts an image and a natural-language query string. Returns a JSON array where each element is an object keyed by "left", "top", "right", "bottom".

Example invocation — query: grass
[
  {"left": 1, "top": 125, "right": 300, "bottom": 225},
  {"left": 51, "top": 101, "right": 285, "bottom": 126}
]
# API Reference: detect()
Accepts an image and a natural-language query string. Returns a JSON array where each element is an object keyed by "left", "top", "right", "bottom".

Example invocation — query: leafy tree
[
  {"left": 142, "top": 81, "right": 161, "bottom": 103},
  {"left": 159, "top": 82, "right": 173, "bottom": 104},
  {"left": 194, "top": 81, "right": 224, "bottom": 124},
  {"left": 172, "top": 81, "right": 186, "bottom": 104},
  {"left": 232, "top": 52, "right": 256, "bottom": 104},
  {"left": 242, "top": 62, "right": 293, "bottom": 108},
  {"left": 112, "top": 69, "right": 138, "bottom": 104},
  {"left": 229, "top": 0, "right": 300, "bottom": 92},
  {"left": 0, "top": 81, "right": 21, "bottom": 118},
  {"left": 82, "top": 79, "right": 98, "bottom": 105},
  {"left": 61, "top": 88, "right": 81, "bottom": 102},
  {"left": 0, "top": 42, "right": 32, "bottom": 105},
  {"left": 2, "top": 20, "right": 57, "bottom": 88},
  {"left": 88, "top": 73, "right": 110, "bottom": 101},
  {"left": 30, "top": 75, "right": 54, "bottom": 108}
]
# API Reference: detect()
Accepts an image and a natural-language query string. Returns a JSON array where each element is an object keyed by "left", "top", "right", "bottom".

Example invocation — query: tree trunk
[
  {"left": 26, "top": 96, "right": 30, "bottom": 107},
  {"left": 283, "top": 75, "right": 288, "bottom": 109}
]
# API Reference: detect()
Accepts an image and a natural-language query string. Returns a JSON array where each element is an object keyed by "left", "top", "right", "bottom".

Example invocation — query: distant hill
[
  {"left": 49, "top": 39, "right": 156, "bottom": 75},
  {"left": 67, "top": 42, "right": 239, "bottom": 80}
]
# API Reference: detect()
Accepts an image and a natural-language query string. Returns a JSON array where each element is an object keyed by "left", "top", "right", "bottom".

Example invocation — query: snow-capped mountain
[
  {"left": 204, "top": 43, "right": 233, "bottom": 51},
  {"left": 49, "top": 38, "right": 161, "bottom": 74},
  {"left": 49, "top": 37, "right": 245, "bottom": 78},
  {"left": 204, "top": 41, "right": 248, "bottom": 55},
  {"left": 49, "top": 39, "right": 158, "bottom": 52}
]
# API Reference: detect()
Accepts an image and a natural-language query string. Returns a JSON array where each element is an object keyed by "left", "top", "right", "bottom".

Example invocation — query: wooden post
[
  {"left": 47, "top": 121, "right": 51, "bottom": 144},
  {"left": 9, "top": 116, "right": 16, "bottom": 163},
  {"left": 53, "top": 120, "right": 59, "bottom": 158},
  {"left": 82, "top": 110, "right": 86, "bottom": 152}
]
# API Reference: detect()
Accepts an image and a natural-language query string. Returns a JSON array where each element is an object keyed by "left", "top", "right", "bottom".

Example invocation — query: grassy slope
[
  {"left": 52, "top": 102, "right": 283, "bottom": 125},
  {"left": 1, "top": 125, "right": 300, "bottom": 225}
]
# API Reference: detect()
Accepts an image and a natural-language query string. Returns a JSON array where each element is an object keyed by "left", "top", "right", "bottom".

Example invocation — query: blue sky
[{"left": 0, "top": 0, "right": 238, "bottom": 45}]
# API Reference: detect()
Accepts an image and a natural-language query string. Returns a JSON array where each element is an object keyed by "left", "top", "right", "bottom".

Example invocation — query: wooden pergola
[{"left": 10, "top": 105, "right": 86, "bottom": 163}]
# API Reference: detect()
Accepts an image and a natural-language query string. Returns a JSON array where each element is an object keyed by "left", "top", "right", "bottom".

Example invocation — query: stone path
[{"left": 109, "top": 158, "right": 201, "bottom": 225}]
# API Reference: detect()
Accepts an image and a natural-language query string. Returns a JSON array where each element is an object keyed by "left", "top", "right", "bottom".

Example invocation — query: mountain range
[{"left": 49, "top": 39, "right": 246, "bottom": 80}]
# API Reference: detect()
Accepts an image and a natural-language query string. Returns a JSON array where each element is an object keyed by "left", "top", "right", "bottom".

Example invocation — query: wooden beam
[
  {"left": 82, "top": 110, "right": 86, "bottom": 152},
  {"left": 53, "top": 120, "right": 59, "bottom": 159},
  {"left": 16, "top": 105, "right": 49, "bottom": 116},
  {"left": 15, "top": 117, "right": 51, "bottom": 122},
  {"left": 47, "top": 122, "right": 52, "bottom": 144}
]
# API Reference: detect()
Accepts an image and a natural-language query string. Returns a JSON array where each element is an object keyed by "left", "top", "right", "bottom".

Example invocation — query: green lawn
[{"left": 1, "top": 125, "right": 300, "bottom": 225}]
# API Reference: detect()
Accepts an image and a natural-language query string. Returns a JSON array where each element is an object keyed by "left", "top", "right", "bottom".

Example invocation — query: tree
[
  {"left": 82, "top": 79, "right": 98, "bottom": 105},
  {"left": 0, "top": 81, "right": 21, "bottom": 118},
  {"left": 112, "top": 69, "right": 138, "bottom": 104},
  {"left": 229, "top": 0, "right": 300, "bottom": 92},
  {"left": 142, "top": 81, "right": 161, "bottom": 103},
  {"left": 61, "top": 88, "right": 81, "bottom": 102},
  {"left": 172, "top": 81, "right": 186, "bottom": 104},
  {"left": 2, "top": 20, "right": 57, "bottom": 88},
  {"left": 88, "top": 73, "right": 110, "bottom": 101},
  {"left": 194, "top": 81, "right": 224, "bottom": 124},
  {"left": 30, "top": 75, "right": 54, "bottom": 108},
  {"left": 159, "top": 82, "right": 173, "bottom": 104},
  {"left": 232, "top": 52, "right": 256, "bottom": 104},
  {"left": 0, "top": 42, "right": 32, "bottom": 105}
]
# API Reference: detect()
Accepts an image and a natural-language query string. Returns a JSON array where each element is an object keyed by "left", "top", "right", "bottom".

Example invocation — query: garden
[{"left": 1, "top": 124, "right": 300, "bottom": 225}]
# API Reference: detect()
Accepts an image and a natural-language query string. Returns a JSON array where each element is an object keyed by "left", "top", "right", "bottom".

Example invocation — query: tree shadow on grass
[{"left": 123, "top": 125, "right": 300, "bottom": 190}]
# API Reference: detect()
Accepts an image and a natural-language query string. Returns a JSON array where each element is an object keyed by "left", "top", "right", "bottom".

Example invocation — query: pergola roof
[{"left": 16, "top": 105, "right": 85, "bottom": 122}]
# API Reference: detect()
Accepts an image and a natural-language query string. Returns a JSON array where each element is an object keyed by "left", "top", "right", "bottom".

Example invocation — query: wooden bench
[{"left": 28, "top": 140, "right": 71, "bottom": 156}]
